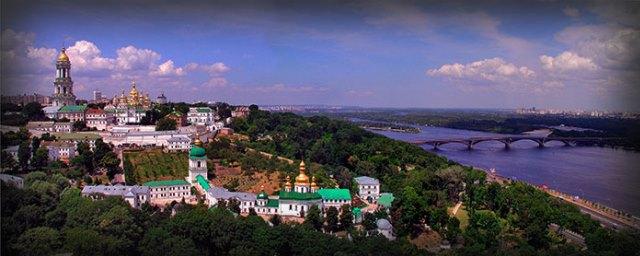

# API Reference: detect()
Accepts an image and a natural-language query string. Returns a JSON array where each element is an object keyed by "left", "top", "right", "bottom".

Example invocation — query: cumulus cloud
[
  {"left": 150, "top": 60, "right": 185, "bottom": 76},
  {"left": 1, "top": 29, "right": 230, "bottom": 97},
  {"left": 65, "top": 40, "right": 115, "bottom": 72},
  {"left": 115, "top": 46, "right": 161, "bottom": 71},
  {"left": 555, "top": 25, "right": 640, "bottom": 70},
  {"left": 540, "top": 51, "right": 597, "bottom": 71},
  {"left": 427, "top": 58, "right": 534, "bottom": 81}
]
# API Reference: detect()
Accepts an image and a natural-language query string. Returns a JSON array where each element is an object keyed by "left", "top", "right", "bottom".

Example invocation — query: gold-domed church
[
  {"left": 104, "top": 81, "right": 151, "bottom": 124},
  {"left": 112, "top": 81, "right": 152, "bottom": 108}
]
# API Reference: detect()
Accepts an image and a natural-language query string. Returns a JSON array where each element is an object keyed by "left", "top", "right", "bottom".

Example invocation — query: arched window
[{"left": 197, "top": 161, "right": 201, "bottom": 168}]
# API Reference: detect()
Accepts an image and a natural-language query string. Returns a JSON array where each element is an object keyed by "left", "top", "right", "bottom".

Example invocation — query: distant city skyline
[{"left": 1, "top": 0, "right": 639, "bottom": 111}]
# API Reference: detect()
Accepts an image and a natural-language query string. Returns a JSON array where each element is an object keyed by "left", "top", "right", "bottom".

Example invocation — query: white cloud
[
  {"left": 563, "top": 7, "right": 580, "bottom": 18},
  {"left": 1, "top": 29, "right": 231, "bottom": 98},
  {"left": 555, "top": 25, "right": 640, "bottom": 70},
  {"left": 540, "top": 51, "right": 597, "bottom": 71},
  {"left": 427, "top": 58, "right": 534, "bottom": 81},
  {"left": 66, "top": 40, "right": 115, "bottom": 72},
  {"left": 115, "top": 46, "right": 161, "bottom": 71},
  {"left": 150, "top": 60, "right": 185, "bottom": 76},
  {"left": 202, "top": 77, "right": 228, "bottom": 88}
]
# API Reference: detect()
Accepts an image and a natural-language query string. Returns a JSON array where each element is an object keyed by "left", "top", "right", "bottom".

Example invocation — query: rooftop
[
  {"left": 196, "top": 175, "right": 210, "bottom": 190},
  {"left": 378, "top": 193, "right": 395, "bottom": 208},
  {"left": 86, "top": 108, "right": 105, "bottom": 115},
  {"left": 207, "top": 186, "right": 257, "bottom": 201},
  {"left": 167, "top": 136, "right": 191, "bottom": 143},
  {"left": 278, "top": 190, "right": 322, "bottom": 201},
  {"left": 317, "top": 188, "right": 352, "bottom": 201},
  {"left": 59, "top": 105, "right": 88, "bottom": 113},
  {"left": 190, "top": 107, "right": 212, "bottom": 113},
  {"left": 377, "top": 219, "right": 392, "bottom": 230},
  {"left": 189, "top": 147, "right": 206, "bottom": 158},
  {"left": 52, "top": 132, "right": 101, "bottom": 141},
  {"left": 266, "top": 199, "right": 279, "bottom": 208},
  {"left": 143, "top": 179, "right": 190, "bottom": 187},
  {"left": 81, "top": 185, "right": 149, "bottom": 196},
  {"left": 355, "top": 176, "right": 380, "bottom": 185}
]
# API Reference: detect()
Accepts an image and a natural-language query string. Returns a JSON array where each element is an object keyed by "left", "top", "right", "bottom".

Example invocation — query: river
[{"left": 370, "top": 125, "right": 640, "bottom": 216}]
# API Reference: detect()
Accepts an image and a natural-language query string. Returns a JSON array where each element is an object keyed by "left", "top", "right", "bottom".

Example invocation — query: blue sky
[{"left": 2, "top": 0, "right": 639, "bottom": 111}]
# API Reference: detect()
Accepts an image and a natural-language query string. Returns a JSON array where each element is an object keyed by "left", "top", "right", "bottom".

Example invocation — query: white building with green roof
[
  {"left": 317, "top": 188, "right": 352, "bottom": 210},
  {"left": 57, "top": 105, "right": 88, "bottom": 122},
  {"left": 143, "top": 179, "right": 191, "bottom": 203},
  {"left": 187, "top": 107, "right": 215, "bottom": 126}
]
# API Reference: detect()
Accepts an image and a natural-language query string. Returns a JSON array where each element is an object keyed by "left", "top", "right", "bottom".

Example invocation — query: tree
[
  {"left": 12, "top": 227, "right": 61, "bottom": 255},
  {"left": 1, "top": 151, "right": 17, "bottom": 170},
  {"left": 248, "top": 207, "right": 257, "bottom": 216},
  {"left": 269, "top": 214, "right": 282, "bottom": 226},
  {"left": 139, "top": 228, "right": 198, "bottom": 256},
  {"left": 339, "top": 204, "right": 353, "bottom": 231},
  {"left": 362, "top": 212, "right": 377, "bottom": 231},
  {"left": 18, "top": 140, "right": 31, "bottom": 171},
  {"left": 31, "top": 147, "right": 49, "bottom": 170},
  {"left": 303, "top": 205, "right": 323, "bottom": 231},
  {"left": 99, "top": 151, "right": 121, "bottom": 178},
  {"left": 72, "top": 120, "right": 87, "bottom": 131},
  {"left": 445, "top": 217, "right": 461, "bottom": 242},
  {"left": 31, "top": 136, "right": 41, "bottom": 156},
  {"left": 156, "top": 118, "right": 177, "bottom": 131},
  {"left": 73, "top": 141, "right": 94, "bottom": 172},
  {"left": 325, "top": 206, "right": 339, "bottom": 232},
  {"left": 93, "top": 139, "right": 112, "bottom": 163},
  {"left": 227, "top": 199, "right": 241, "bottom": 213},
  {"left": 22, "top": 102, "right": 45, "bottom": 120},
  {"left": 40, "top": 133, "right": 56, "bottom": 141}
]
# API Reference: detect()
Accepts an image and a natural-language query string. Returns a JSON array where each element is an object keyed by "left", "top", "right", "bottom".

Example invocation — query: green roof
[
  {"left": 278, "top": 190, "right": 322, "bottom": 201},
  {"left": 196, "top": 175, "right": 210, "bottom": 190},
  {"left": 378, "top": 193, "right": 395, "bottom": 208},
  {"left": 353, "top": 207, "right": 362, "bottom": 219},
  {"left": 59, "top": 105, "right": 87, "bottom": 113},
  {"left": 143, "top": 179, "right": 190, "bottom": 187},
  {"left": 257, "top": 191, "right": 268, "bottom": 199},
  {"left": 266, "top": 199, "right": 279, "bottom": 208},
  {"left": 317, "top": 188, "right": 352, "bottom": 201},
  {"left": 189, "top": 146, "right": 206, "bottom": 158},
  {"left": 195, "top": 107, "right": 211, "bottom": 113}
]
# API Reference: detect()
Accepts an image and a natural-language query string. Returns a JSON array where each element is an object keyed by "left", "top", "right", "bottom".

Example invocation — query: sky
[{"left": 1, "top": 0, "right": 639, "bottom": 111}]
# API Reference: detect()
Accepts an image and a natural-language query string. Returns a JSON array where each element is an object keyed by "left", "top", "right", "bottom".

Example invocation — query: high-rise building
[
  {"left": 93, "top": 90, "right": 102, "bottom": 101},
  {"left": 51, "top": 48, "right": 76, "bottom": 106}
]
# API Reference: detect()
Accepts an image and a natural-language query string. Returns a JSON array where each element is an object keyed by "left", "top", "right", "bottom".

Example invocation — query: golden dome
[
  {"left": 295, "top": 161, "right": 310, "bottom": 184},
  {"left": 57, "top": 48, "right": 69, "bottom": 62},
  {"left": 193, "top": 132, "right": 203, "bottom": 147},
  {"left": 284, "top": 175, "right": 292, "bottom": 188},
  {"left": 310, "top": 176, "right": 319, "bottom": 189},
  {"left": 129, "top": 81, "right": 139, "bottom": 97}
]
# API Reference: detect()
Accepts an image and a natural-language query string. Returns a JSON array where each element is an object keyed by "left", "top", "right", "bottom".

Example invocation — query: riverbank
[
  {"left": 482, "top": 167, "right": 640, "bottom": 231},
  {"left": 368, "top": 124, "right": 640, "bottom": 217}
]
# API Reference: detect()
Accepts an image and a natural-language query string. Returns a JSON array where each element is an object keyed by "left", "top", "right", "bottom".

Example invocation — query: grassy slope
[{"left": 123, "top": 149, "right": 189, "bottom": 183}]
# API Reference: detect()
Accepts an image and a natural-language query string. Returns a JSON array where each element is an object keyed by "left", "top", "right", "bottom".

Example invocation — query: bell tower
[
  {"left": 52, "top": 48, "right": 76, "bottom": 106},
  {"left": 188, "top": 133, "right": 208, "bottom": 183}
]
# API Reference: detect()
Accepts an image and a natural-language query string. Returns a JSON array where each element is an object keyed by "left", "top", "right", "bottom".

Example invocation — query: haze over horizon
[{"left": 1, "top": 0, "right": 639, "bottom": 111}]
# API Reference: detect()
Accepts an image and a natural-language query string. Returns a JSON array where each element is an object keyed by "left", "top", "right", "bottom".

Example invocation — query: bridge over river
[{"left": 411, "top": 135, "right": 609, "bottom": 150}]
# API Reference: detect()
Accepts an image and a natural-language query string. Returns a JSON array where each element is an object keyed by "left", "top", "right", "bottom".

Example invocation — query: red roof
[{"left": 86, "top": 108, "right": 105, "bottom": 114}]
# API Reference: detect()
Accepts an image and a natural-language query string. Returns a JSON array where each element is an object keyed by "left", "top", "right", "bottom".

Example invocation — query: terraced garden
[{"left": 123, "top": 149, "right": 189, "bottom": 184}]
